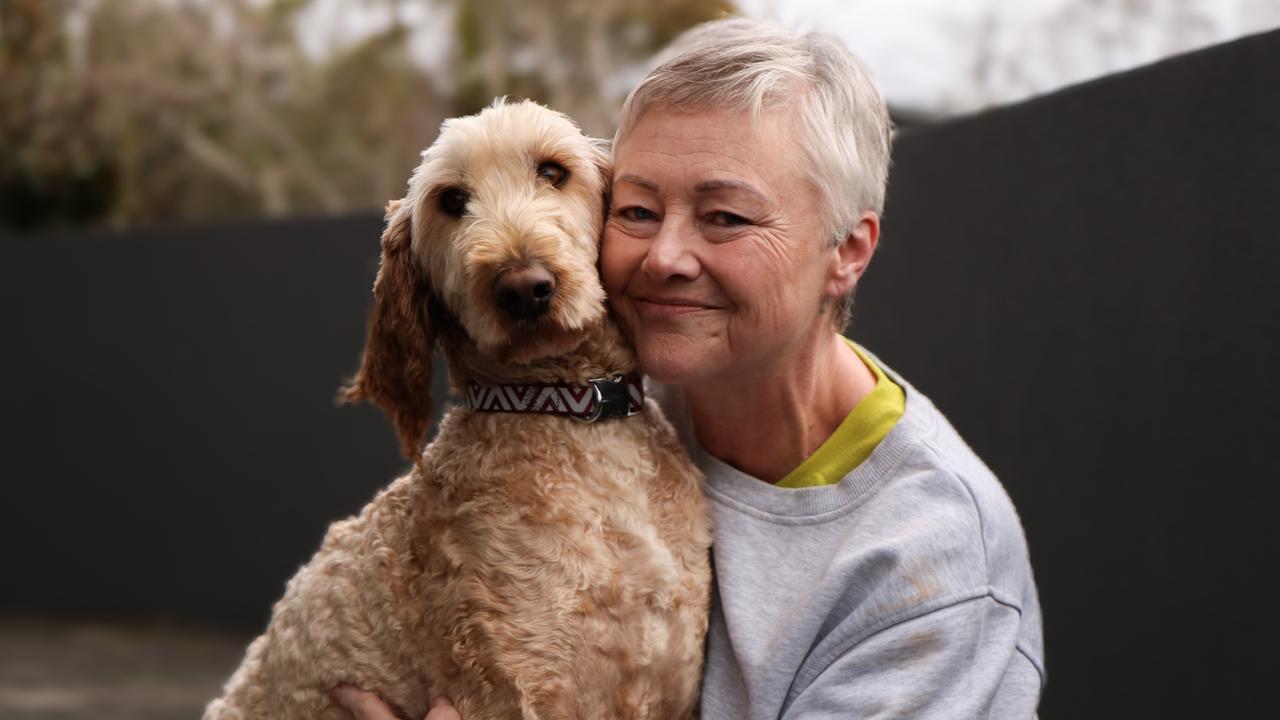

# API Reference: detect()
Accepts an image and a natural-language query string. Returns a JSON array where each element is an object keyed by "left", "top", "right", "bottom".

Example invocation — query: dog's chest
[
  {"left": 411, "top": 415, "right": 703, "bottom": 682},
  {"left": 383, "top": 412, "right": 709, "bottom": 718},
  {"left": 431, "top": 428, "right": 685, "bottom": 611}
]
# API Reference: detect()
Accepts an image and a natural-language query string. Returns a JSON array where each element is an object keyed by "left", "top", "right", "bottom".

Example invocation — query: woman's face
[{"left": 602, "top": 106, "right": 846, "bottom": 385}]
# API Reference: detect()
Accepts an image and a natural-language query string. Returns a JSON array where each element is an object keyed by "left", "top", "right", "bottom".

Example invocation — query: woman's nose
[{"left": 640, "top": 214, "right": 700, "bottom": 281}]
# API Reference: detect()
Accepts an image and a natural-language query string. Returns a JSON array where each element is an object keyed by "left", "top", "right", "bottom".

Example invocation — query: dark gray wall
[
  {"left": 854, "top": 29, "right": 1280, "bottom": 718},
  {"left": 0, "top": 214, "right": 446, "bottom": 627},
  {"left": 4, "top": 29, "right": 1278, "bottom": 719}
]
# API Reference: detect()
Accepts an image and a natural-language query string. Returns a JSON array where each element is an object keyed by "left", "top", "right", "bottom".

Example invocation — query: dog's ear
[{"left": 340, "top": 198, "right": 435, "bottom": 459}]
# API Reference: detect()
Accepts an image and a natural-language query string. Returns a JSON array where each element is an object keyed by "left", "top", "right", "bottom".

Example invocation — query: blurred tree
[
  {"left": 1, "top": 0, "right": 114, "bottom": 229},
  {"left": 81, "top": 0, "right": 444, "bottom": 226},
  {"left": 452, "top": 0, "right": 734, "bottom": 136},
  {"left": 0, "top": 0, "right": 733, "bottom": 232}
]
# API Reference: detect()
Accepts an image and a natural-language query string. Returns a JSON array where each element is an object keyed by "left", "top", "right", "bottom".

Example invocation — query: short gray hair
[{"left": 614, "top": 18, "right": 893, "bottom": 326}]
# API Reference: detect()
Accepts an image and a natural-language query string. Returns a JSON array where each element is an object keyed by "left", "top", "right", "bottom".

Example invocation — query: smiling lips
[{"left": 632, "top": 295, "right": 721, "bottom": 317}]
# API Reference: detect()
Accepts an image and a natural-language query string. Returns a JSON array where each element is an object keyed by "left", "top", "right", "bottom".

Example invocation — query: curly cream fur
[{"left": 204, "top": 99, "right": 711, "bottom": 720}]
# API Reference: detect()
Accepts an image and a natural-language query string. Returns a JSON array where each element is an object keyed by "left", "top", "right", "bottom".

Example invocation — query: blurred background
[
  {"left": 5, "top": 0, "right": 1279, "bottom": 233},
  {"left": 3, "top": 1, "right": 1280, "bottom": 719}
]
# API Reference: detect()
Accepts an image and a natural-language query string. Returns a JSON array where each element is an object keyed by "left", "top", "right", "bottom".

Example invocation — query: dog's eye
[
  {"left": 439, "top": 187, "right": 469, "bottom": 218},
  {"left": 537, "top": 161, "right": 569, "bottom": 189}
]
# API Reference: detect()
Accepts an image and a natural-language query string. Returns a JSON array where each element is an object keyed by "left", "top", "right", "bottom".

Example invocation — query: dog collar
[{"left": 464, "top": 373, "right": 644, "bottom": 423}]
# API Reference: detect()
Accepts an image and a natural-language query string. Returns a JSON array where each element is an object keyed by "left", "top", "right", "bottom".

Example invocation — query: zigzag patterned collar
[{"left": 464, "top": 373, "right": 645, "bottom": 423}]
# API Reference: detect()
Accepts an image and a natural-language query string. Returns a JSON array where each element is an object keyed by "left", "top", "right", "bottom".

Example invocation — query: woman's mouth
[{"left": 633, "top": 296, "right": 719, "bottom": 317}]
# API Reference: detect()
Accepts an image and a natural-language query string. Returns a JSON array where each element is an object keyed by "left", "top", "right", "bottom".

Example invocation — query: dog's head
[{"left": 341, "top": 99, "right": 611, "bottom": 457}]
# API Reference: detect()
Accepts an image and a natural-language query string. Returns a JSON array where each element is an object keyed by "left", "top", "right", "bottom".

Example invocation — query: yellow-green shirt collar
[{"left": 775, "top": 338, "right": 906, "bottom": 489}]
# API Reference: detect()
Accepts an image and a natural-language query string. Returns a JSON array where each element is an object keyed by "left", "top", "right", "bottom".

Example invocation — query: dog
[{"left": 203, "top": 99, "right": 711, "bottom": 720}]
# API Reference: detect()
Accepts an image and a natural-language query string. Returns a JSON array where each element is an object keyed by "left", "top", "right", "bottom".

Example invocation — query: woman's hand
[{"left": 329, "top": 685, "right": 461, "bottom": 720}]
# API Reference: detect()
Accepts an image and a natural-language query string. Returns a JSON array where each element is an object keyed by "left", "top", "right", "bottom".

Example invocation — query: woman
[{"left": 337, "top": 18, "right": 1043, "bottom": 720}]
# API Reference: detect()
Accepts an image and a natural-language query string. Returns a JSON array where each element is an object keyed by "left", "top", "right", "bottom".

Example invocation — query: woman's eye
[
  {"left": 708, "top": 211, "right": 750, "bottom": 227},
  {"left": 537, "top": 161, "right": 569, "bottom": 188},
  {"left": 619, "top": 206, "right": 657, "bottom": 222}
]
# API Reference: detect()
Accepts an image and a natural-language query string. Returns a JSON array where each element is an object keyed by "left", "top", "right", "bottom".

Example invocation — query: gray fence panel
[
  {"left": 856, "top": 29, "right": 1280, "bottom": 718},
  {"left": 0, "top": 214, "right": 450, "bottom": 628}
]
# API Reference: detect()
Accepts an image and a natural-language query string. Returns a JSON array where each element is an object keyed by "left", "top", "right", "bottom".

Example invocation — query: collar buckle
[{"left": 572, "top": 375, "right": 628, "bottom": 423}]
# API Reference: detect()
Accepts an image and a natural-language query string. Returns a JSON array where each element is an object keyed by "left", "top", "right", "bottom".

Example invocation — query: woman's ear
[
  {"left": 827, "top": 211, "right": 880, "bottom": 299},
  {"left": 339, "top": 198, "right": 435, "bottom": 459}
]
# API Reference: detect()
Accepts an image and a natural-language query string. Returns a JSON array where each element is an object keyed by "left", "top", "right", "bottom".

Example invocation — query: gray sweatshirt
[{"left": 651, "top": 348, "right": 1045, "bottom": 719}]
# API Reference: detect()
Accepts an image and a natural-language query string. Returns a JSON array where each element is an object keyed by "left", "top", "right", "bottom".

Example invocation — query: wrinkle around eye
[{"left": 608, "top": 216, "right": 657, "bottom": 239}]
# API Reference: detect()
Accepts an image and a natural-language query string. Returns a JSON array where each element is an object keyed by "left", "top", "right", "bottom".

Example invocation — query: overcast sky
[
  {"left": 742, "top": 0, "right": 1280, "bottom": 113},
  {"left": 294, "top": 0, "right": 1280, "bottom": 116}
]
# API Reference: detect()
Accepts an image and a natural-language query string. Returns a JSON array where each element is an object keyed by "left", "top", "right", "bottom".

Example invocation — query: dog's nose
[{"left": 494, "top": 265, "right": 556, "bottom": 320}]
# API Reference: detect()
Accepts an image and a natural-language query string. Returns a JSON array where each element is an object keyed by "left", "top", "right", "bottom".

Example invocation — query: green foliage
[
  {"left": 0, "top": 0, "right": 735, "bottom": 231},
  {"left": 1, "top": 0, "right": 114, "bottom": 229}
]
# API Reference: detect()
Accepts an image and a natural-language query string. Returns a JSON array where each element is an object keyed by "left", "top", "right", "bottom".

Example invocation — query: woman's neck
[{"left": 685, "top": 332, "right": 875, "bottom": 484}]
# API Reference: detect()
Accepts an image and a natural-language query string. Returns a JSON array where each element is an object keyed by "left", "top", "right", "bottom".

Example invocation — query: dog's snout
[{"left": 494, "top": 265, "right": 556, "bottom": 320}]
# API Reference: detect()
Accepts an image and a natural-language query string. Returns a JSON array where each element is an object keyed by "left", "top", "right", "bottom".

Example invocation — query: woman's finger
[
  {"left": 329, "top": 684, "right": 399, "bottom": 720},
  {"left": 424, "top": 695, "right": 463, "bottom": 720}
]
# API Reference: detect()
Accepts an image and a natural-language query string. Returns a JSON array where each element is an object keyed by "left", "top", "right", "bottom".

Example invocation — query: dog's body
[{"left": 205, "top": 100, "right": 711, "bottom": 720}]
